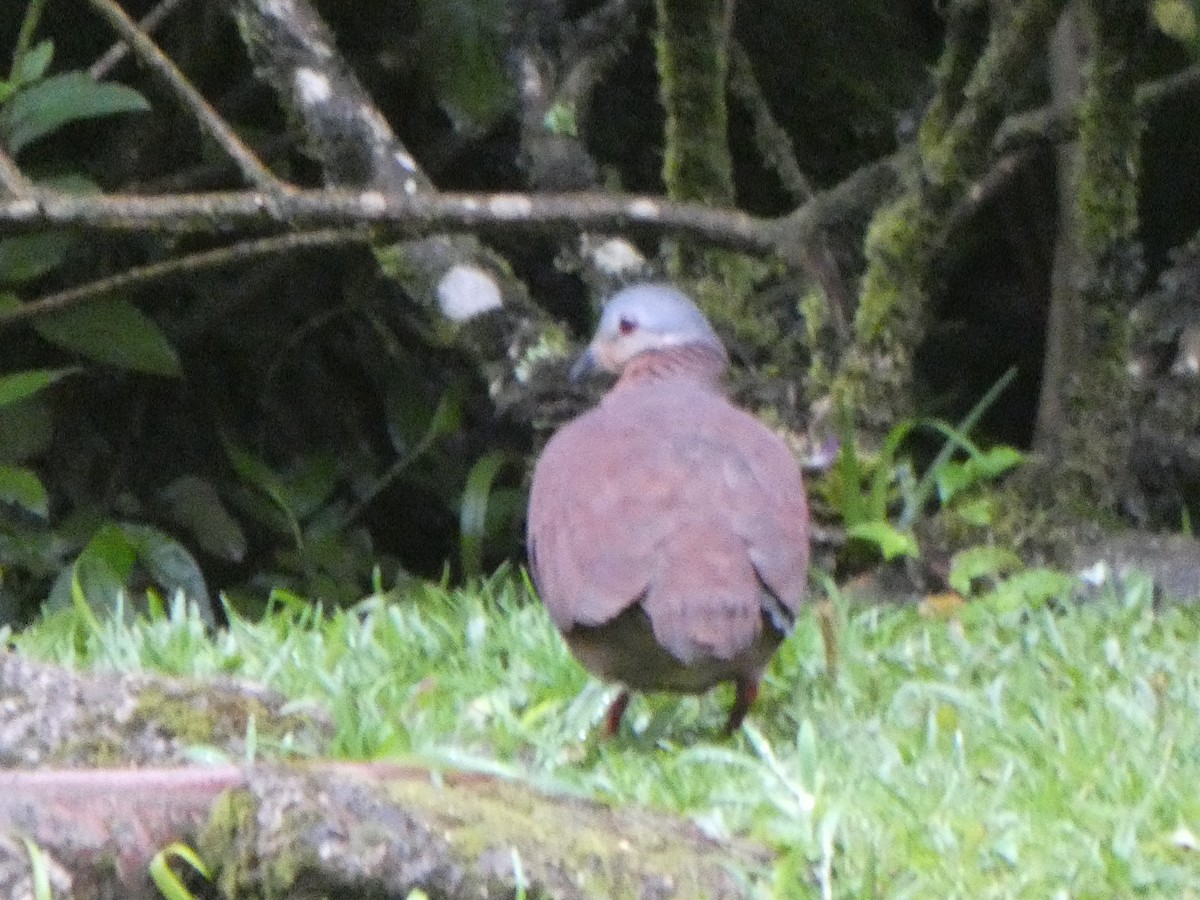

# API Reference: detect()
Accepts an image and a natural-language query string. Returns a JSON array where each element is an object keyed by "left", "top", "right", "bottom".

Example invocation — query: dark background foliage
[{"left": 2, "top": 0, "right": 1199, "bottom": 625}]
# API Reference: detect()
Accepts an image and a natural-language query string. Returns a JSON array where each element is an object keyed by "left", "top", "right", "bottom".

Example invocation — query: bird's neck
[{"left": 615, "top": 343, "right": 728, "bottom": 388}]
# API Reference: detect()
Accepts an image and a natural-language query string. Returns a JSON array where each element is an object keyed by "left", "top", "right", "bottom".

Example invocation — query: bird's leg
[
  {"left": 724, "top": 677, "right": 759, "bottom": 735},
  {"left": 603, "top": 690, "right": 632, "bottom": 736}
]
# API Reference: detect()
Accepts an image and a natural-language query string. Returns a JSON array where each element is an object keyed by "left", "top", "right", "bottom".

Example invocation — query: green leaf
[
  {"left": 0, "top": 464, "right": 49, "bottom": 518},
  {"left": 948, "top": 545, "right": 1024, "bottom": 595},
  {"left": 49, "top": 523, "right": 138, "bottom": 619},
  {"left": 460, "top": 450, "right": 519, "bottom": 581},
  {"left": 120, "top": 523, "right": 213, "bottom": 624},
  {"left": 37, "top": 171, "right": 101, "bottom": 194},
  {"left": 846, "top": 521, "right": 919, "bottom": 561},
  {"left": 973, "top": 444, "right": 1024, "bottom": 476},
  {"left": 1152, "top": 0, "right": 1200, "bottom": 55},
  {"left": 0, "top": 366, "right": 77, "bottom": 407},
  {"left": 149, "top": 842, "right": 212, "bottom": 900},
  {"left": 936, "top": 446, "right": 1023, "bottom": 504},
  {"left": 33, "top": 297, "right": 182, "bottom": 376},
  {"left": 0, "top": 233, "right": 75, "bottom": 284},
  {"left": 967, "top": 567, "right": 1077, "bottom": 621},
  {"left": 81, "top": 522, "right": 138, "bottom": 581},
  {"left": 0, "top": 393, "right": 54, "bottom": 463},
  {"left": 12, "top": 39, "right": 54, "bottom": 87},
  {"left": 282, "top": 452, "right": 339, "bottom": 521},
  {"left": 19, "top": 835, "right": 52, "bottom": 900},
  {"left": 543, "top": 103, "right": 578, "bottom": 137},
  {"left": 0, "top": 71, "right": 150, "bottom": 156},
  {"left": 417, "top": 0, "right": 513, "bottom": 133},
  {"left": 160, "top": 475, "right": 248, "bottom": 563},
  {"left": 952, "top": 495, "right": 996, "bottom": 528},
  {"left": 225, "top": 441, "right": 303, "bottom": 545}
]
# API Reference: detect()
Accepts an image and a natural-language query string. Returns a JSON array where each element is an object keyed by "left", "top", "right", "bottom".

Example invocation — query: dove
[{"left": 527, "top": 283, "right": 809, "bottom": 735}]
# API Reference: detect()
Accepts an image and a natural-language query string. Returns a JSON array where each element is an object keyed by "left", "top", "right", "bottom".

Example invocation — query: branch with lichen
[{"left": 228, "top": 0, "right": 551, "bottom": 383}]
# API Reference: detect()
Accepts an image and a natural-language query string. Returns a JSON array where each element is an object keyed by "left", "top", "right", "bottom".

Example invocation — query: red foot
[
  {"left": 603, "top": 690, "right": 632, "bottom": 737},
  {"left": 724, "top": 678, "right": 759, "bottom": 735}
]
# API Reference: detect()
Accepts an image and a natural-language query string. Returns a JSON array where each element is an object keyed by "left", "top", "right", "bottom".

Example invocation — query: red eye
[{"left": 618, "top": 317, "right": 637, "bottom": 336}]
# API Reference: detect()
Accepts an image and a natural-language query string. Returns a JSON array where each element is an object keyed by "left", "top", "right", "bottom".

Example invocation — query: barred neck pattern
[{"left": 615, "top": 342, "right": 728, "bottom": 388}]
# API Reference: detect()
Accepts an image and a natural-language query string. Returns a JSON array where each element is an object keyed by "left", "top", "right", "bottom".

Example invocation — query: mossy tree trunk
[
  {"left": 1029, "top": 0, "right": 1144, "bottom": 511},
  {"left": 831, "top": 0, "right": 1068, "bottom": 435},
  {"left": 654, "top": 0, "right": 736, "bottom": 281}
]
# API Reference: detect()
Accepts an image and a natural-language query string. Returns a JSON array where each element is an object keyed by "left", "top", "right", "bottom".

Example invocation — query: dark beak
[{"left": 569, "top": 346, "right": 598, "bottom": 382}]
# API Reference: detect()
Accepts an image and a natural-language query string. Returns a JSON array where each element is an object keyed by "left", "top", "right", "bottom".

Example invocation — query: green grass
[{"left": 11, "top": 566, "right": 1200, "bottom": 897}]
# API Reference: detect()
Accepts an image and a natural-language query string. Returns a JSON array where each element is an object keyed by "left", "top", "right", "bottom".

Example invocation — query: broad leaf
[
  {"left": 417, "top": 0, "right": 513, "bottom": 133},
  {"left": 0, "top": 71, "right": 150, "bottom": 156},
  {"left": 846, "top": 521, "right": 920, "bottom": 561},
  {"left": 0, "top": 233, "right": 74, "bottom": 284},
  {"left": 0, "top": 366, "right": 77, "bottom": 407},
  {"left": 0, "top": 465, "right": 48, "bottom": 518},
  {"left": 34, "top": 297, "right": 182, "bottom": 376},
  {"left": 160, "top": 475, "right": 247, "bottom": 563},
  {"left": 46, "top": 522, "right": 138, "bottom": 616},
  {"left": 460, "top": 450, "right": 518, "bottom": 581},
  {"left": 121, "top": 523, "right": 213, "bottom": 624},
  {"left": 948, "top": 545, "right": 1024, "bottom": 595},
  {"left": 12, "top": 40, "right": 54, "bottom": 88},
  {"left": 0, "top": 393, "right": 54, "bottom": 463}
]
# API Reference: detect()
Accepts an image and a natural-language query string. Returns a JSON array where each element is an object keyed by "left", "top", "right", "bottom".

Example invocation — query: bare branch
[
  {"left": 996, "top": 61, "right": 1200, "bottom": 154},
  {"left": 0, "top": 229, "right": 370, "bottom": 331},
  {"left": 89, "top": 0, "right": 193, "bottom": 80},
  {"left": 83, "top": 0, "right": 283, "bottom": 192},
  {"left": 727, "top": 39, "right": 814, "bottom": 204},
  {"left": 0, "top": 187, "right": 781, "bottom": 255}
]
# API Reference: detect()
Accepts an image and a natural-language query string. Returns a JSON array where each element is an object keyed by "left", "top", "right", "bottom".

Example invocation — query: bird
[{"left": 526, "top": 283, "right": 809, "bottom": 736}]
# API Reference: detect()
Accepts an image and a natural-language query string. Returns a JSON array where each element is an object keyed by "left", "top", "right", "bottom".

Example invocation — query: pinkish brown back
[{"left": 526, "top": 285, "right": 809, "bottom": 730}]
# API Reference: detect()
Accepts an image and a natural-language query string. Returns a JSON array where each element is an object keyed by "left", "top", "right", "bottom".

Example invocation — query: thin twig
[
  {"left": 0, "top": 148, "right": 34, "bottom": 198},
  {"left": 82, "top": 0, "right": 284, "bottom": 193},
  {"left": 727, "top": 39, "right": 815, "bottom": 204},
  {"left": 89, "top": 0, "right": 193, "bottom": 80},
  {"left": 1137, "top": 60, "right": 1200, "bottom": 112},
  {"left": 995, "top": 59, "right": 1200, "bottom": 154},
  {"left": 0, "top": 229, "right": 370, "bottom": 330},
  {"left": 559, "top": 0, "right": 645, "bottom": 105}
]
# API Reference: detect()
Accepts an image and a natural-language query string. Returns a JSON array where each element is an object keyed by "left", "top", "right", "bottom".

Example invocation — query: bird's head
[{"left": 571, "top": 284, "right": 727, "bottom": 380}]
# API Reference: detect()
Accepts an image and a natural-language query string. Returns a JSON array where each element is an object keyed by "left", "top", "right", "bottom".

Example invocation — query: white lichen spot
[
  {"left": 294, "top": 67, "right": 331, "bottom": 105},
  {"left": 460, "top": 198, "right": 480, "bottom": 212},
  {"left": 587, "top": 237, "right": 645, "bottom": 275},
  {"left": 488, "top": 195, "right": 533, "bottom": 218},
  {"left": 437, "top": 265, "right": 503, "bottom": 322},
  {"left": 520, "top": 55, "right": 543, "bottom": 96},
  {"left": 628, "top": 198, "right": 660, "bottom": 219},
  {"left": 10, "top": 198, "right": 38, "bottom": 218},
  {"left": 359, "top": 191, "right": 387, "bottom": 214},
  {"left": 403, "top": 178, "right": 418, "bottom": 196},
  {"left": 1171, "top": 325, "right": 1200, "bottom": 376}
]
